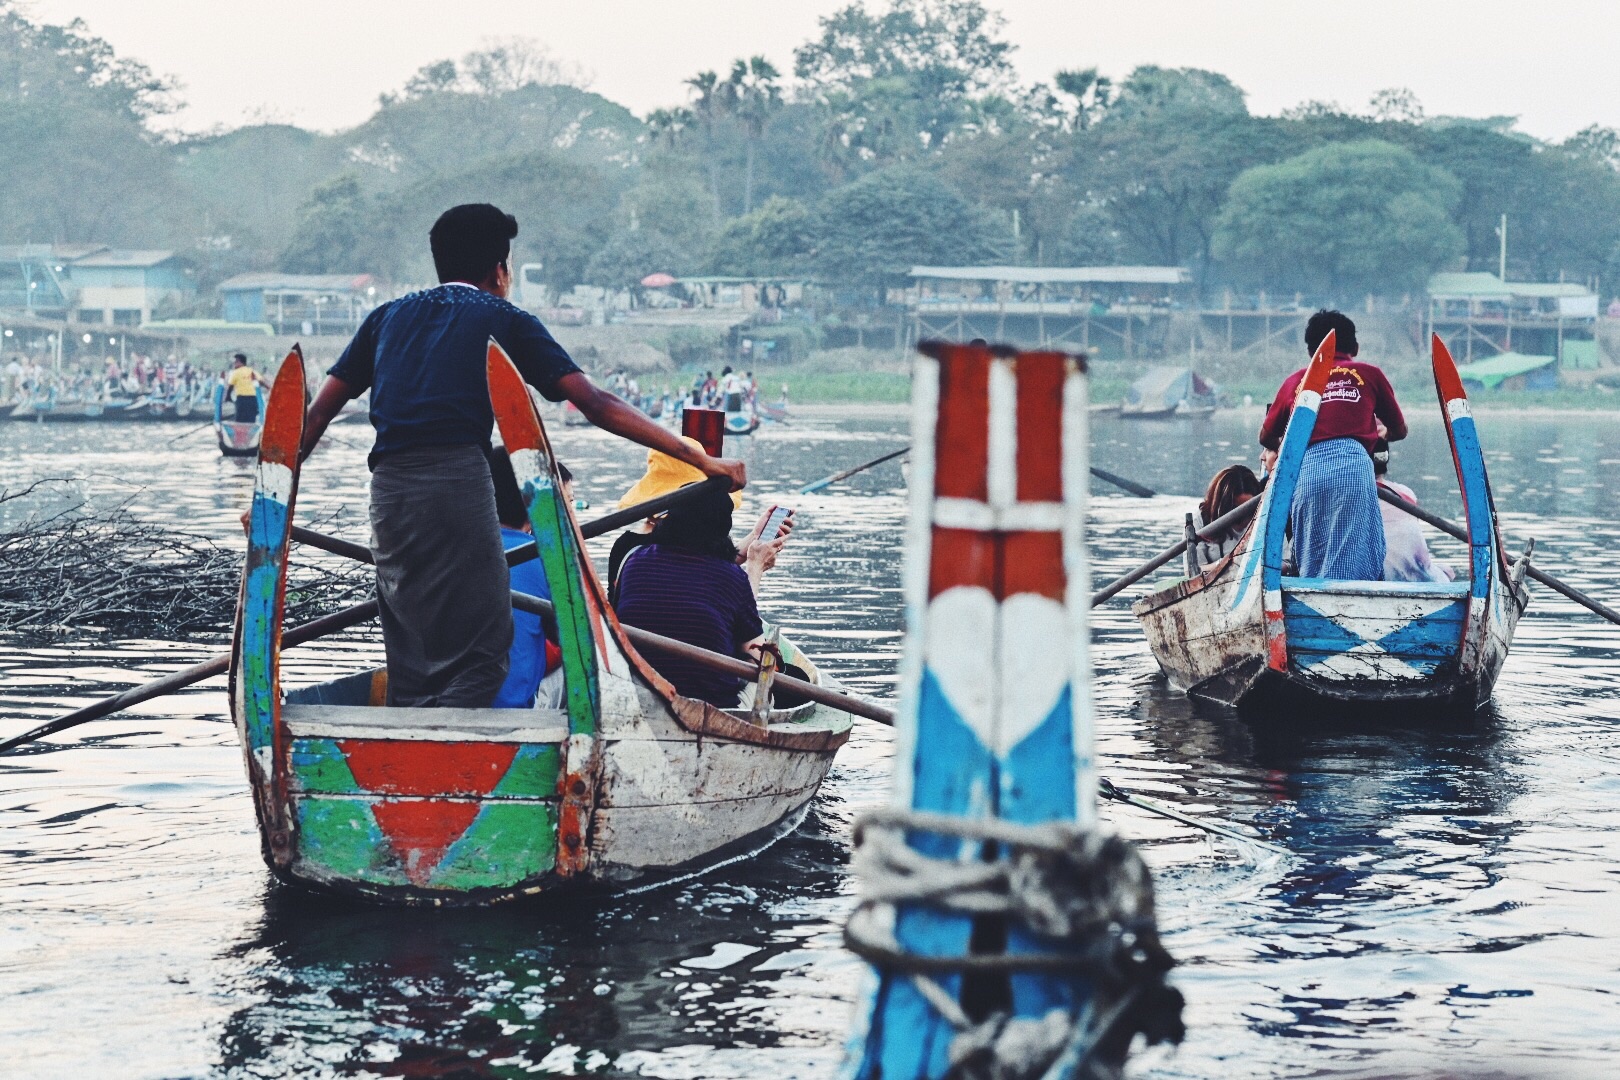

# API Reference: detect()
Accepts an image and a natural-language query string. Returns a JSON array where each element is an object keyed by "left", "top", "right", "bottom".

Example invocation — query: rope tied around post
[{"left": 845, "top": 808, "right": 1185, "bottom": 1080}]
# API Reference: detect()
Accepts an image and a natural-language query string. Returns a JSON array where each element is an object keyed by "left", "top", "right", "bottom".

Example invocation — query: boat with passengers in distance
[
  {"left": 228, "top": 344, "right": 853, "bottom": 906},
  {"left": 1132, "top": 333, "right": 1530, "bottom": 713},
  {"left": 212, "top": 380, "right": 262, "bottom": 458}
]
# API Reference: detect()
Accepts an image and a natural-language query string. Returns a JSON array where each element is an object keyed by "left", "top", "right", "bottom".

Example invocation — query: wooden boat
[
  {"left": 1132, "top": 333, "right": 1529, "bottom": 713},
  {"left": 1120, "top": 365, "right": 1218, "bottom": 418},
  {"left": 229, "top": 343, "right": 853, "bottom": 905},
  {"left": 724, "top": 403, "right": 760, "bottom": 435},
  {"left": 212, "top": 382, "right": 262, "bottom": 458},
  {"left": 845, "top": 342, "right": 1180, "bottom": 1077}
]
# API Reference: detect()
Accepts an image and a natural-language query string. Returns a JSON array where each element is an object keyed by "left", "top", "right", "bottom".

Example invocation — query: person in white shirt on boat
[{"left": 1373, "top": 442, "right": 1455, "bottom": 583}]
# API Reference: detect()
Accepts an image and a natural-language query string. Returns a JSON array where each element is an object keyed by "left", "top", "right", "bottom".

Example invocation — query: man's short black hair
[
  {"left": 430, "top": 203, "right": 518, "bottom": 284},
  {"left": 232, "top": 353, "right": 247, "bottom": 364},
  {"left": 1304, "top": 309, "right": 1357, "bottom": 357}
]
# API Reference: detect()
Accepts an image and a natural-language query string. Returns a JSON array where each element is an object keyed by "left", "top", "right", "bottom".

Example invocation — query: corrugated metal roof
[
  {"left": 1427, "top": 272, "right": 1513, "bottom": 298},
  {"left": 70, "top": 249, "right": 179, "bottom": 268},
  {"left": 910, "top": 265, "right": 1189, "bottom": 285},
  {"left": 1428, "top": 271, "right": 1595, "bottom": 300},
  {"left": 1455, "top": 351, "right": 1556, "bottom": 388},
  {"left": 219, "top": 272, "right": 375, "bottom": 292}
]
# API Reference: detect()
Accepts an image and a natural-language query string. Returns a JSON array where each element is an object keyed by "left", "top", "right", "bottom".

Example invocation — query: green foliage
[
  {"left": 582, "top": 230, "right": 689, "bottom": 291},
  {"left": 1215, "top": 139, "right": 1464, "bottom": 296},
  {"left": 794, "top": 0, "right": 1015, "bottom": 166},
  {"left": 709, "top": 197, "right": 814, "bottom": 276},
  {"left": 813, "top": 167, "right": 1010, "bottom": 289},
  {"left": 665, "top": 325, "right": 725, "bottom": 366},
  {"left": 280, "top": 176, "right": 375, "bottom": 274}
]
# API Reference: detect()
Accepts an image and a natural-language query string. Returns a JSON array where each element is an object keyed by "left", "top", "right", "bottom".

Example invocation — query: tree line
[{"left": 4, "top": 0, "right": 1620, "bottom": 307}]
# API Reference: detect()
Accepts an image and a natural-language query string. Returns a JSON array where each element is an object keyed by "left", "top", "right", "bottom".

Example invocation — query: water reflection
[{"left": 3, "top": 407, "right": 1620, "bottom": 1077}]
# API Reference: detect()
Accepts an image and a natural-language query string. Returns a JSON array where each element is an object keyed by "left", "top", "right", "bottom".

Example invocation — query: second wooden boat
[
  {"left": 229, "top": 344, "right": 853, "bottom": 905},
  {"left": 212, "top": 382, "right": 262, "bottom": 457},
  {"left": 1132, "top": 333, "right": 1529, "bottom": 713}
]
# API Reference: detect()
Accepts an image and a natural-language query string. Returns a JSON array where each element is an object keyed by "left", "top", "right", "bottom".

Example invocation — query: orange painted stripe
[
  {"left": 341, "top": 740, "right": 520, "bottom": 797},
  {"left": 999, "top": 531, "right": 1065, "bottom": 601},
  {"left": 933, "top": 347, "right": 990, "bottom": 501},
  {"left": 1014, "top": 354, "right": 1066, "bottom": 503},
  {"left": 929, "top": 526, "right": 997, "bottom": 598}
]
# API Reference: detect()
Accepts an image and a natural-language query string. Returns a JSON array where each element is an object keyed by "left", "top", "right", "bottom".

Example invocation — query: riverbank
[{"left": 753, "top": 349, "right": 1620, "bottom": 411}]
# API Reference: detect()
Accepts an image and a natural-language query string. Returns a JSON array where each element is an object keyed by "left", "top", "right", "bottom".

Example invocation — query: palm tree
[
  {"left": 646, "top": 106, "right": 693, "bottom": 150},
  {"left": 1054, "top": 67, "right": 1112, "bottom": 131},
  {"left": 722, "top": 56, "right": 783, "bottom": 214},
  {"left": 685, "top": 69, "right": 725, "bottom": 217}
]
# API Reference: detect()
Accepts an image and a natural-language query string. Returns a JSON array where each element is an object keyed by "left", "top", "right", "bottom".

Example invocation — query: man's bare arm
[
  {"left": 558, "top": 372, "right": 745, "bottom": 491},
  {"left": 301, "top": 375, "right": 357, "bottom": 461}
]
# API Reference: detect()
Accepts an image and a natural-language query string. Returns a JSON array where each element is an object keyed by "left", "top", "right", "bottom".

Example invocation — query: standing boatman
[
  {"left": 1257, "top": 309, "right": 1407, "bottom": 579},
  {"left": 298, "top": 203, "right": 745, "bottom": 708},
  {"left": 225, "top": 353, "right": 271, "bottom": 423}
]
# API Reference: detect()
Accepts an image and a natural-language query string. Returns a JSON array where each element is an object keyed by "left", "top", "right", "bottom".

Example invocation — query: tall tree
[
  {"left": 813, "top": 166, "right": 1010, "bottom": 296},
  {"left": 685, "top": 69, "right": 727, "bottom": 218},
  {"left": 1214, "top": 139, "right": 1464, "bottom": 296},
  {"left": 721, "top": 56, "right": 784, "bottom": 213},
  {"left": 794, "top": 0, "right": 1015, "bottom": 169}
]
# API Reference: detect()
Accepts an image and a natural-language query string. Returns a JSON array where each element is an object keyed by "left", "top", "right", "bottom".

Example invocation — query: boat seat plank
[
  {"left": 282, "top": 703, "right": 569, "bottom": 743},
  {"left": 1284, "top": 577, "right": 1470, "bottom": 598}
]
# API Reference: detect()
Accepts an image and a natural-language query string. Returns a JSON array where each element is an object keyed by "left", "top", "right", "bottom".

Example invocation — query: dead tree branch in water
[{"left": 0, "top": 485, "right": 370, "bottom": 637}]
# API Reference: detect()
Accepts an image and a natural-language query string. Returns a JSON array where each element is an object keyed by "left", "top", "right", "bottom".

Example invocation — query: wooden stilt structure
[{"left": 843, "top": 342, "right": 1181, "bottom": 1079}]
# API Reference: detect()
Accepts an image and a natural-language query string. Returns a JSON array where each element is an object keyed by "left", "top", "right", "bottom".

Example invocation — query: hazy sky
[{"left": 24, "top": 0, "right": 1620, "bottom": 141}]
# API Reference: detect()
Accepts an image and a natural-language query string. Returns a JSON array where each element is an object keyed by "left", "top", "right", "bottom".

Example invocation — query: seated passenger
[
  {"left": 486, "top": 449, "right": 571, "bottom": 709},
  {"left": 1192, "top": 464, "right": 1263, "bottom": 568},
  {"left": 613, "top": 483, "right": 787, "bottom": 706},
  {"left": 607, "top": 436, "right": 745, "bottom": 606},
  {"left": 1258, "top": 309, "right": 1407, "bottom": 580},
  {"left": 1373, "top": 443, "right": 1455, "bottom": 583}
]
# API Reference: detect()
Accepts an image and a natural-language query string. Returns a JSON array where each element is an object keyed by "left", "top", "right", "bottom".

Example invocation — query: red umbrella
[{"left": 640, "top": 272, "right": 677, "bottom": 288}]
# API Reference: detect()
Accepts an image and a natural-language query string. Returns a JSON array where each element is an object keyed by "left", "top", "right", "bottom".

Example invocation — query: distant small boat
[
  {"left": 1121, "top": 366, "right": 1218, "bottom": 418},
  {"left": 213, "top": 383, "right": 262, "bottom": 458},
  {"left": 759, "top": 398, "right": 789, "bottom": 423},
  {"left": 725, "top": 403, "right": 760, "bottom": 435},
  {"left": 1132, "top": 334, "right": 1528, "bottom": 713}
]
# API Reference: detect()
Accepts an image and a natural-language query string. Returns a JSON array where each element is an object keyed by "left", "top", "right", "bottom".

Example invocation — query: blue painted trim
[
  {"left": 1448, "top": 415, "right": 1495, "bottom": 601},
  {"left": 241, "top": 487, "right": 290, "bottom": 753}
]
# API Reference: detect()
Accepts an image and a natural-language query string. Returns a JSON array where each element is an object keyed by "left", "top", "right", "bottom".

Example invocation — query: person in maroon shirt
[{"left": 1257, "top": 310, "right": 1408, "bottom": 579}]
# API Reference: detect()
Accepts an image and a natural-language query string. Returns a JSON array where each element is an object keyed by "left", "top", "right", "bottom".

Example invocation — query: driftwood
[{"left": 0, "top": 482, "right": 369, "bottom": 637}]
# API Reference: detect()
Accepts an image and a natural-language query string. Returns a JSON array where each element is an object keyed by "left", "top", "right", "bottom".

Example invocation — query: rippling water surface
[{"left": 3, "top": 404, "right": 1619, "bottom": 1079}]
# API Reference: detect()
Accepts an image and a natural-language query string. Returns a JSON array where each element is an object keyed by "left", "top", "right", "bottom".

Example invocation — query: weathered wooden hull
[
  {"left": 1135, "top": 572, "right": 1522, "bottom": 712},
  {"left": 229, "top": 342, "right": 852, "bottom": 906},
  {"left": 1131, "top": 332, "right": 1528, "bottom": 716}
]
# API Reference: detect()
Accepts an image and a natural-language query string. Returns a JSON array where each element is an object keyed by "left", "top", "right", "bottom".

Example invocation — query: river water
[{"left": 3, "top": 403, "right": 1619, "bottom": 1079}]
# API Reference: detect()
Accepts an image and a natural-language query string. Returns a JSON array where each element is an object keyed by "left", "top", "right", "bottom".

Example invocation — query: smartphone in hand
[{"left": 761, "top": 505, "right": 794, "bottom": 539}]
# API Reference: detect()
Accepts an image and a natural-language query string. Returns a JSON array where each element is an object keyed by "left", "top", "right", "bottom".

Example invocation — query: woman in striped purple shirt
[{"left": 613, "top": 484, "right": 787, "bottom": 705}]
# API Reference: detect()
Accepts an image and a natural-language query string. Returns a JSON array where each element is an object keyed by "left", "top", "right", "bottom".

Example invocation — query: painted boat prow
[{"left": 845, "top": 341, "right": 1180, "bottom": 1078}]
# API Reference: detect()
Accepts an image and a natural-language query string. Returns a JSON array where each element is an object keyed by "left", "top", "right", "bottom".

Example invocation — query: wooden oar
[
  {"left": 1378, "top": 485, "right": 1620, "bottom": 626},
  {"left": 800, "top": 443, "right": 1157, "bottom": 498},
  {"left": 1090, "top": 495, "right": 1261, "bottom": 606},
  {"left": 0, "top": 600, "right": 379, "bottom": 755},
  {"left": 798, "top": 446, "right": 909, "bottom": 494},
  {"left": 164, "top": 420, "right": 215, "bottom": 445}
]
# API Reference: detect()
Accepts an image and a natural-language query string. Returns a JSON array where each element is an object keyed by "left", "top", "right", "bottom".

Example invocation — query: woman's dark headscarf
[{"left": 647, "top": 482, "right": 738, "bottom": 563}]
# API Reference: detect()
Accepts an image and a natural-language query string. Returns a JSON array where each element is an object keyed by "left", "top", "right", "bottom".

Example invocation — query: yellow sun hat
[{"left": 617, "top": 436, "right": 742, "bottom": 511}]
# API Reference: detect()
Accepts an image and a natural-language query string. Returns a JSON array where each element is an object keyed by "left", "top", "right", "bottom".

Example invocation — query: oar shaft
[
  {"left": 1090, "top": 466, "right": 1156, "bottom": 498},
  {"left": 800, "top": 446, "right": 910, "bottom": 493},
  {"left": 0, "top": 598, "right": 385, "bottom": 754},
  {"left": 1377, "top": 485, "right": 1620, "bottom": 626},
  {"left": 1090, "top": 495, "right": 1260, "bottom": 606},
  {"left": 508, "top": 591, "right": 895, "bottom": 725}
]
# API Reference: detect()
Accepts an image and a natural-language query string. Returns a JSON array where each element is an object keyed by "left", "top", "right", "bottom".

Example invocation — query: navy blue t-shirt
[{"left": 330, "top": 283, "right": 580, "bottom": 465}]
